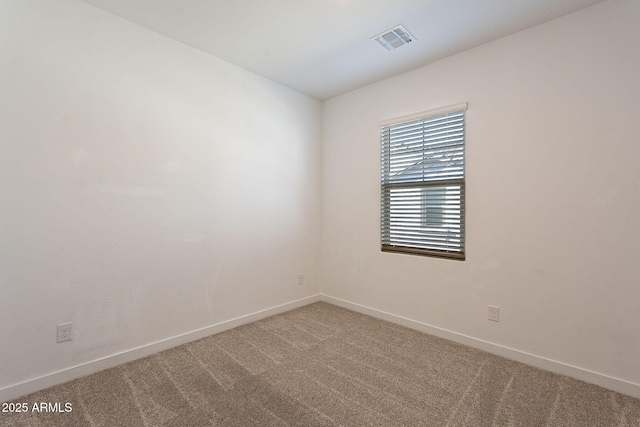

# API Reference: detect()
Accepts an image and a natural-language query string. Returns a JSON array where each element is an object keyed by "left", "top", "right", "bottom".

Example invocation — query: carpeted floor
[{"left": 2, "top": 302, "right": 639, "bottom": 426}]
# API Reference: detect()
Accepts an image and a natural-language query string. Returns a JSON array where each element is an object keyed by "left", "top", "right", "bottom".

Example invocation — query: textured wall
[
  {"left": 0, "top": 0, "right": 322, "bottom": 393},
  {"left": 321, "top": 0, "right": 640, "bottom": 391}
]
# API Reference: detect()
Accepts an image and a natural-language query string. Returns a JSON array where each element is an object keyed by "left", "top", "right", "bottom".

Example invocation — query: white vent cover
[{"left": 372, "top": 25, "right": 415, "bottom": 51}]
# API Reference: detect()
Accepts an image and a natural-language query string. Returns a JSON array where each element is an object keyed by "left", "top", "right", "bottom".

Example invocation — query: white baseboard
[
  {"left": 4, "top": 293, "right": 638, "bottom": 403},
  {"left": 320, "top": 294, "right": 640, "bottom": 399},
  {"left": 0, "top": 294, "right": 322, "bottom": 403}
]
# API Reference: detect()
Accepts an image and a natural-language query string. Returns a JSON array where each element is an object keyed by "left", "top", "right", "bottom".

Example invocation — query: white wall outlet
[
  {"left": 297, "top": 273, "right": 304, "bottom": 285},
  {"left": 57, "top": 322, "right": 73, "bottom": 343},
  {"left": 488, "top": 306, "right": 500, "bottom": 322}
]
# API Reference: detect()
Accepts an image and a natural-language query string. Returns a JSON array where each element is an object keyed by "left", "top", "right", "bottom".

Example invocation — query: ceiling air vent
[{"left": 372, "top": 25, "right": 415, "bottom": 51}]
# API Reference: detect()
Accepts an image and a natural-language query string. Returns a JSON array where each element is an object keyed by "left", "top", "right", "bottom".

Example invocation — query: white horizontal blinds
[
  {"left": 381, "top": 109, "right": 465, "bottom": 260},
  {"left": 381, "top": 111, "right": 464, "bottom": 183}
]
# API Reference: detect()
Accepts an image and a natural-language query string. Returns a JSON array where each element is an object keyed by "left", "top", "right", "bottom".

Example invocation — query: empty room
[{"left": 1, "top": 0, "right": 639, "bottom": 425}]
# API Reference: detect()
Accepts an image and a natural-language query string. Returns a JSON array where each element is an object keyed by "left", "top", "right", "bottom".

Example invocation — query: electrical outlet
[
  {"left": 57, "top": 322, "right": 73, "bottom": 343},
  {"left": 297, "top": 273, "right": 304, "bottom": 285},
  {"left": 488, "top": 306, "right": 499, "bottom": 322}
]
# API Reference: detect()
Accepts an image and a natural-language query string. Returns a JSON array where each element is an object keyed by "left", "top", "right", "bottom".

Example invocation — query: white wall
[
  {"left": 321, "top": 0, "right": 640, "bottom": 395},
  {"left": 0, "top": 0, "right": 321, "bottom": 397}
]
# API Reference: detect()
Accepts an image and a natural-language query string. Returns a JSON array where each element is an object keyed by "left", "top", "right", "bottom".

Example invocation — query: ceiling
[{"left": 79, "top": 0, "right": 604, "bottom": 100}]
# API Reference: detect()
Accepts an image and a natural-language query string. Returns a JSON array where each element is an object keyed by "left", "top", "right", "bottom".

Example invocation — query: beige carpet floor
[{"left": 2, "top": 302, "right": 639, "bottom": 426}]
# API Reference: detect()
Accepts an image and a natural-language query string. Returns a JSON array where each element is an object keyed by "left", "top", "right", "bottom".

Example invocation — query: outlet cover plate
[
  {"left": 57, "top": 322, "right": 73, "bottom": 343},
  {"left": 488, "top": 306, "right": 499, "bottom": 322}
]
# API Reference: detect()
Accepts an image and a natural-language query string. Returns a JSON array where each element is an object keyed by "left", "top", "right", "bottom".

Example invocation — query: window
[{"left": 381, "top": 104, "right": 466, "bottom": 260}]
